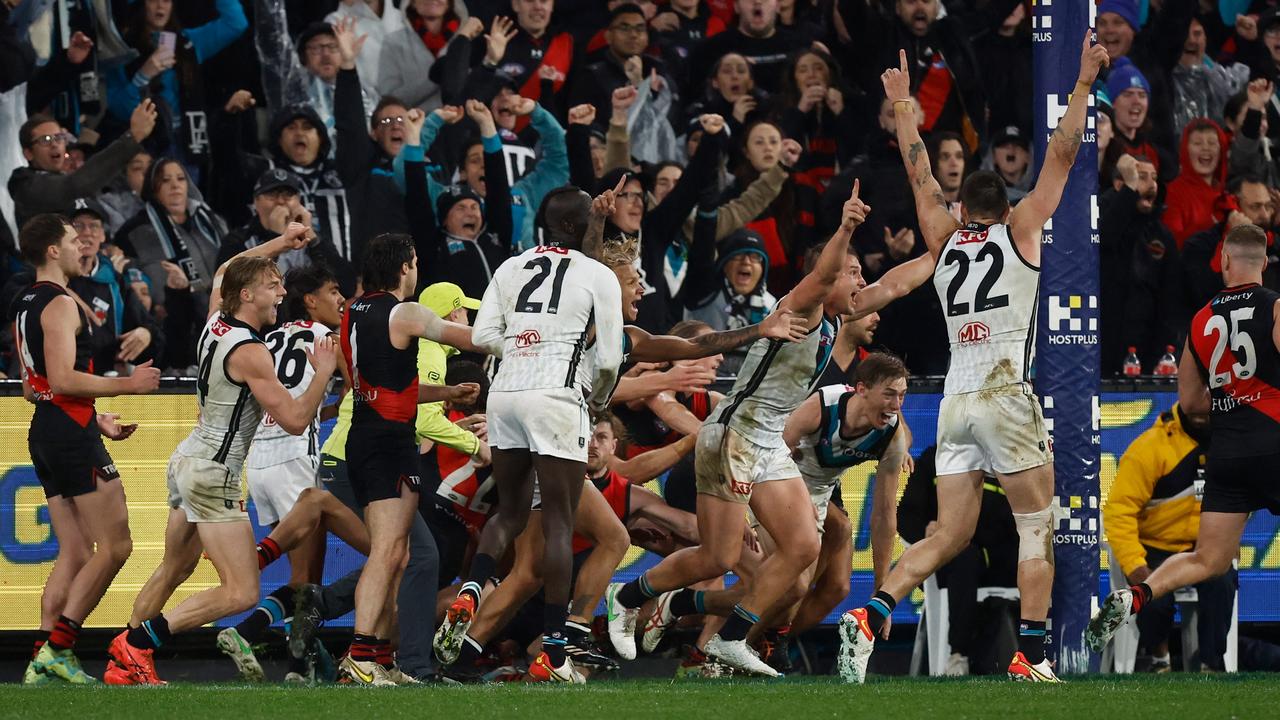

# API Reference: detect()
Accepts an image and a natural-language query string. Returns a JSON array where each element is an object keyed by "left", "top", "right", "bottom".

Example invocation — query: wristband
[{"left": 892, "top": 99, "right": 914, "bottom": 112}]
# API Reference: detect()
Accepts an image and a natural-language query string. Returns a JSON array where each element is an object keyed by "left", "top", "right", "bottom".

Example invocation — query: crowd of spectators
[{"left": 4, "top": 0, "right": 1280, "bottom": 379}]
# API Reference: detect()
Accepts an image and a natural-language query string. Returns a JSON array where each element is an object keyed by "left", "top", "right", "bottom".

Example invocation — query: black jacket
[
  {"left": 335, "top": 67, "right": 409, "bottom": 265},
  {"left": 404, "top": 139, "right": 512, "bottom": 300},
  {"left": 1098, "top": 187, "right": 1186, "bottom": 374},
  {"left": 218, "top": 217, "right": 356, "bottom": 296}
]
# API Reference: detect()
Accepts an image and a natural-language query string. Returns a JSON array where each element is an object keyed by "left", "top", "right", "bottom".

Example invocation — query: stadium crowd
[{"left": 6, "top": 0, "right": 1277, "bottom": 687}]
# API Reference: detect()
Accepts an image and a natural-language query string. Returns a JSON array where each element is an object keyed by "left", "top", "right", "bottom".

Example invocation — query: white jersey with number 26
[
  {"left": 932, "top": 222, "right": 1039, "bottom": 395},
  {"left": 246, "top": 320, "right": 332, "bottom": 469}
]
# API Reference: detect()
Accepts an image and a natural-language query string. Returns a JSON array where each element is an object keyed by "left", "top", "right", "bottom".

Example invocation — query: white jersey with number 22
[{"left": 932, "top": 222, "right": 1039, "bottom": 396}]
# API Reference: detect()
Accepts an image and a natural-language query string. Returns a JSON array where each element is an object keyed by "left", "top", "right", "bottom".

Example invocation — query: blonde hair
[
  {"left": 221, "top": 256, "right": 281, "bottom": 315},
  {"left": 599, "top": 236, "right": 640, "bottom": 268}
]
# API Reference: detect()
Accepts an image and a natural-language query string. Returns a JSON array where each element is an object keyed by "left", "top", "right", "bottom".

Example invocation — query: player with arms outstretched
[
  {"left": 603, "top": 182, "right": 869, "bottom": 677},
  {"left": 105, "top": 224, "right": 338, "bottom": 685},
  {"left": 839, "top": 33, "right": 1109, "bottom": 684},
  {"left": 1087, "top": 224, "right": 1280, "bottom": 653}
]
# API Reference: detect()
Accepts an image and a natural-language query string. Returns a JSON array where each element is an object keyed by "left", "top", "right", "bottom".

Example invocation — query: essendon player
[
  {"left": 338, "top": 232, "right": 484, "bottom": 686},
  {"left": 14, "top": 215, "right": 160, "bottom": 685},
  {"left": 106, "top": 226, "right": 338, "bottom": 685},
  {"left": 1089, "top": 223, "right": 1280, "bottom": 653}
]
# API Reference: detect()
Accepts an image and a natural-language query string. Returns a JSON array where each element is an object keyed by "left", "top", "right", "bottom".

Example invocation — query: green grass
[{"left": 6, "top": 676, "right": 1280, "bottom": 719}]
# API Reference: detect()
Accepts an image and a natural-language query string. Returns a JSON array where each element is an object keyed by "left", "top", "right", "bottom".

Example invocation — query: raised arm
[
  {"left": 232, "top": 337, "right": 337, "bottom": 435},
  {"left": 209, "top": 222, "right": 312, "bottom": 320},
  {"left": 626, "top": 306, "right": 808, "bottom": 363},
  {"left": 851, "top": 252, "right": 937, "bottom": 319},
  {"left": 882, "top": 54, "right": 959, "bottom": 256},
  {"left": 1009, "top": 31, "right": 1110, "bottom": 258},
  {"left": 782, "top": 182, "right": 867, "bottom": 315}
]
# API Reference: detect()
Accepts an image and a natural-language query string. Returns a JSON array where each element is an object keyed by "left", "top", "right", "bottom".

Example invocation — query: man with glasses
[
  {"left": 8, "top": 99, "right": 157, "bottom": 228},
  {"left": 66, "top": 198, "right": 164, "bottom": 375},
  {"left": 571, "top": 4, "right": 674, "bottom": 128},
  {"left": 296, "top": 20, "right": 378, "bottom": 136},
  {"left": 1183, "top": 174, "right": 1280, "bottom": 320},
  {"left": 333, "top": 16, "right": 414, "bottom": 268}
]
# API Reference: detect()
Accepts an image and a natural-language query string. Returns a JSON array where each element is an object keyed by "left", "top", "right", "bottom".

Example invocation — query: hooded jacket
[
  {"left": 1103, "top": 405, "right": 1210, "bottom": 576},
  {"left": 1161, "top": 118, "right": 1229, "bottom": 249}
]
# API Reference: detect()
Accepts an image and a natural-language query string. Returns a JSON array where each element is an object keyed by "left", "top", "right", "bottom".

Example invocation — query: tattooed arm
[
  {"left": 626, "top": 306, "right": 808, "bottom": 362},
  {"left": 1009, "top": 31, "right": 1110, "bottom": 262},
  {"left": 881, "top": 51, "right": 959, "bottom": 259}
]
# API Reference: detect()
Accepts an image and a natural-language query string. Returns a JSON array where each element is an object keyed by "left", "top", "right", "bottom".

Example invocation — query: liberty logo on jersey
[{"left": 1046, "top": 294, "right": 1098, "bottom": 345}]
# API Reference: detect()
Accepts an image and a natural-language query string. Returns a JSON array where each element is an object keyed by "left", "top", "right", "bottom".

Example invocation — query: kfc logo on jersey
[
  {"left": 211, "top": 319, "right": 232, "bottom": 337},
  {"left": 957, "top": 321, "right": 990, "bottom": 344},
  {"left": 1046, "top": 294, "right": 1098, "bottom": 345},
  {"left": 515, "top": 329, "right": 542, "bottom": 348}
]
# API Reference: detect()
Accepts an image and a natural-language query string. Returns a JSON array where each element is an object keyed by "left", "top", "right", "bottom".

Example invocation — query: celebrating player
[
  {"left": 603, "top": 180, "right": 868, "bottom": 676},
  {"left": 436, "top": 187, "right": 625, "bottom": 684},
  {"left": 1086, "top": 223, "right": 1280, "bottom": 654},
  {"left": 839, "top": 33, "right": 1109, "bottom": 685},
  {"left": 105, "top": 225, "right": 338, "bottom": 685},
  {"left": 15, "top": 215, "right": 160, "bottom": 684}
]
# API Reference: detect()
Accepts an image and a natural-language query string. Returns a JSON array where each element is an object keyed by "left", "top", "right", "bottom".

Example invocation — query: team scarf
[{"left": 144, "top": 200, "right": 222, "bottom": 282}]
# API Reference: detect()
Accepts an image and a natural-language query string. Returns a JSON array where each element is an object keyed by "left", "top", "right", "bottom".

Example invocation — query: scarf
[
  {"left": 409, "top": 13, "right": 458, "bottom": 57},
  {"left": 87, "top": 253, "right": 125, "bottom": 335},
  {"left": 144, "top": 200, "right": 221, "bottom": 284},
  {"left": 722, "top": 277, "right": 774, "bottom": 328}
]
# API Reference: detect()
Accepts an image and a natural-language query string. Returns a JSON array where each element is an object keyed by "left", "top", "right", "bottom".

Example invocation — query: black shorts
[
  {"left": 1203, "top": 453, "right": 1280, "bottom": 515},
  {"left": 663, "top": 455, "right": 697, "bottom": 514},
  {"left": 29, "top": 431, "right": 119, "bottom": 499},
  {"left": 421, "top": 500, "right": 473, "bottom": 590},
  {"left": 346, "top": 429, "right": 421, "bottom": 507}
]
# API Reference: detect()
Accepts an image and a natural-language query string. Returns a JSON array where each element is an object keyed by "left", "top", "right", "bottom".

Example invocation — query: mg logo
[
  {"left": 1048, "top": 295, "right": 1097, "bottom": 332},
  {"left": 515, "top": 329, "right": 541, "bottom": 348},
  {"left": 957, "top": 321, "right": 990, "bottom": 344}
]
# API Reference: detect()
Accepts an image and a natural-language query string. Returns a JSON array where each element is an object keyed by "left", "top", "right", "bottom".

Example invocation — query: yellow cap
[{"left": 418, "top": 282, "right": 481, "bottom": 319}]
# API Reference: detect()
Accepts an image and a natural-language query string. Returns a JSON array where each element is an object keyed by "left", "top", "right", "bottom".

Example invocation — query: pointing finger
[
  {"left": 851, "top": 178, "right": 860, "bottom": 201},
  {"left": 613, "top": 173, "right": 627, "bottom": 195},
  {"left": 899, "top": 48, "right": 908, "bottom": 73}
]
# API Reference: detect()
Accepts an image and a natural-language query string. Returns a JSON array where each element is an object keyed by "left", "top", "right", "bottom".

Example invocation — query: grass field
[{"left": 6, "top": 676, "right": 1280, "bottom": 719}]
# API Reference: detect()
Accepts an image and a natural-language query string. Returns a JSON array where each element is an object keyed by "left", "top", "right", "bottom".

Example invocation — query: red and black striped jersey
[
  {"left": 1189, "top": 283, "right": 1280, "bottom": 458},
  {"left": 616, "top": 390, "right": 712, "bottom": 460},
  {"left": 341, "top": 292, "right": 418, "bottom": 436},
  {"left": 13, "top": 281, "right": 96, "bottom": 429}
]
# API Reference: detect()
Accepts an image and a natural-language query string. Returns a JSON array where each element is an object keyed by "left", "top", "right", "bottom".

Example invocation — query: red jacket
[{"left": 1162, "top": 119, "right": 1229, "bottom": 250}]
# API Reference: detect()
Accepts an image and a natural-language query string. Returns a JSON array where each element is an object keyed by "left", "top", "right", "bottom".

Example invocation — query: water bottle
[
  {"left": 1122, "top": 346, "right": 1142, "bottom": 377},
  {"left": 1154, "top": 345, "right": 1178, "bottom": 376}
]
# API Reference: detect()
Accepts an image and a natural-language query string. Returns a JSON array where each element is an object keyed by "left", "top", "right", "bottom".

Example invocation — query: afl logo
[
  {"left": 957, "top": 322, "right": 990, "bottom": 344},
  {"left": 516, "top": 329, "right": 542, "bottom": 348}
]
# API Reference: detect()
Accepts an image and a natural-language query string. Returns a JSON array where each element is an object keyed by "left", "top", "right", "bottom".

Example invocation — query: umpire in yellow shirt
[
  {"left": 416, "top": 282, "right": 488, "bottom": 461},
  {"left": 1104, "top": 404, "right": 1236, "bottom": 672}
]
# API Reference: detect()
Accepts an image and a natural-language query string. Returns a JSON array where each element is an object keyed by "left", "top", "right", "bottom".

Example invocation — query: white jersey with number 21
[{"left": 932, "top": 222, "right": 1039, "bottom": 396}]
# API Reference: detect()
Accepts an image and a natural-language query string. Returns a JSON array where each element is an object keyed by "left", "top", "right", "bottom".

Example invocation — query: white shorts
[
  {"left": 935, "top": 384, "right": 1052, "bottom": 477},
  {"left": 695, "top": 423, "right": 799, "bottom": 504},
  {"left": 246, "top": 455, "right": 320, "bottom": 525},
  {"left": 488, "top": 387, "right": 591, "bottom": 462},
  {"left": 167, "top": 453, "right": 248, "bottom": 523},
  {"left": 809, "top": 483, "right": 836, "bottom": 534}
]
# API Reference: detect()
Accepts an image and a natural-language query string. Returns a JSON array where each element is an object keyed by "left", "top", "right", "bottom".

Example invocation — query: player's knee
[
  {"left": 228, "top": 585, "right": 260, "bottom": 614},
  {"left": 817, "top": 569, "right": 850, "bottom": 604},
  {"left": 792, "top": 535, "right": 821, "bottom": 568},
  {"left": 1012, "top": 505, "right": 1054, "bottom": 565},
  {"left": 600, "top": 522, "right": 631, "bottom": 559},
  {"left": 104, "top": 536, "right": 134, "bottom": 568}
]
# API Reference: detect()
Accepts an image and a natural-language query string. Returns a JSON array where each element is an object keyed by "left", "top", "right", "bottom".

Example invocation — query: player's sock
[
  {"left": 543, "top": 604, "right": 569, "bottom": 666},
  {"left": 375, "top": 639, "right": 393, "bottom": 669},
  {"left": 460, "top": 554, "right": 497, "bottom": 604},
  {"left": 47, "top": 615, "right": 83, "bottom": 651},
  {"left": 718, "top": 605, "right": 760, "bottom": 642},
  {"left": 1018, "top": 619, "right": 1047, "bottom": 664},
  {"left": 667, "top": 588, "right": 706, "bottom": 617},
  {"left": 235, "top": 585, "right": 297, "bottom": 643},
  {"left": 256, "top": 537, "right": 282, "bottom": 570},
  {"left": 1130, "top": 583, "right": 1153, "bottom": 613},
  {"left": 616, "top": 573, "right": 660, "bottom": 609},
  {"left": 565, "top": 620, "right": 592, "bottom": 644},
  {"left": 864, "top": 591, "right": 897, "bottom": 635},
  {"left": 127, "top": 615, "right": 172, "bottom": 650},
  {"left": 347, "top": 633, "right": 378, "bottom": 663},
  {"left": 32, "top": 630, "right": 50, "bottom": 659},
  {"left": 455, "top": 635, "right": 483, "bottom": 667}
]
